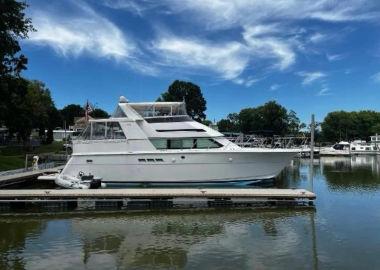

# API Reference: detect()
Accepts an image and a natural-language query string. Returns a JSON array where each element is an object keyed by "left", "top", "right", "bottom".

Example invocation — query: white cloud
[
  {"left": 326, "top": 53, "right": 345, "bottom": 62},
  {"left": 317, "top": 85, "right": 331, "bottom": 96},
  {"left": 28, "top": 1, "right": 136, "bottom": 60},
  {"left": 297, "top": 71, "right": 326, "bottom": 85},
  {"left": 371, "top": 72, "right": 380, "bottom": 83},
  {"left": 242, "top": 25, "right": 296, "bottom": 70},
  {"left": 152, "top": 36, "right": 249, "bottom": 80},
  {"left": 309, "top": 33, "right": 327, "bottom": 43},
  {"left": 26, "top": 0, "right": 380, "bottom": 86},
  {"left": 233, "top": 77, "right": 260, "bottom": 87},
  {"left": 158, "top": 0, "right": 380, "bottom": 30},
  {"left": 270, "top": 84, "right": 280, "bottom": 91}
]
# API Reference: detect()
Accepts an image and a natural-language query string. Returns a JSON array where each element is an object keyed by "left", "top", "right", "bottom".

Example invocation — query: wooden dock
[
  {"left": 0, "top": 166, "right": 63, "bottom": 188},
  {"left": 0, "top": 188, "right": 316, "bottom": 213}
]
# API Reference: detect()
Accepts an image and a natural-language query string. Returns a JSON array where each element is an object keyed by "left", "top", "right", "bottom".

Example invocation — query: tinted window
[
  {"left": 150, "top": 138, "right": 222, "bottom": 149},
  {"left": 151, "top": 139, "right": 167, "bottom": 149},
  {"left": 169, "top": 139, "right": 182, "bottom": 149},
  {"left": 333, "top": 144, "right": 344, "bottom": 150},
  {"left": 196, "top": 138, "right": 222, "bottom": 148}
]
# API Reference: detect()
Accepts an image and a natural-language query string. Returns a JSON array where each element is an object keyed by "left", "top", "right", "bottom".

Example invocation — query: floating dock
[
  {"left": 0, "top": 166, "right": 63, "bottom": 188},
  {"left": 0, "top": 188, "right": 316, "bottom": 213}
]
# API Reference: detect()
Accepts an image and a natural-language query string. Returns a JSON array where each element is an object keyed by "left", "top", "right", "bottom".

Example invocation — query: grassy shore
[{"left": 0, "top": 141, "right": 64, "bottom": 171}]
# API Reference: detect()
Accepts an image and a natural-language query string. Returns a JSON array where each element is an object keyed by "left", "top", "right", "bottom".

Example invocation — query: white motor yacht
[
  {"left": 45, "top": 97, "right": 299, "bottom": 188},
  {"left": 350, "top": 140, "right": 378, "bottom": 155},
  {"left": 319, "top": 141, "right": 351, "bottom": 156}
]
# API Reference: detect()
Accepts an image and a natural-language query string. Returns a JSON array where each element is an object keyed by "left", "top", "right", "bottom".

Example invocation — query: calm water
[{"left": 1, "top": 156, "right": 380, "bottom": 270}]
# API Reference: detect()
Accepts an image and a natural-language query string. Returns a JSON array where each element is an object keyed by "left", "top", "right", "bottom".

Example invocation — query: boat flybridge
[{"left": 47, "top": 96, "right": 299, "bottom": 189}]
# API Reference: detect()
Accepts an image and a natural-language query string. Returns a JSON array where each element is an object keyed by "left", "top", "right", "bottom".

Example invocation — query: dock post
[
  {"left": 310, "top": 114, "right": 315, "bottom": 192},
  {"left": 24, "top": 154, "right": 28, "bottom": 171},
  {"left": 310, "top": 114, "right": 315, "bottom": 161}
]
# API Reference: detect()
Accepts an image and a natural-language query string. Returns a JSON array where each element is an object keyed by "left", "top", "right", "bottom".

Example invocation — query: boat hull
[{"left": 60, "top": 150, "right": 297, "bottom": 184}]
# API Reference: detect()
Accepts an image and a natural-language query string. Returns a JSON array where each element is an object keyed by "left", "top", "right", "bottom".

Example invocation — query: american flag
[{"left": 84, "top": 100, "right": 93, "bottom": 121}]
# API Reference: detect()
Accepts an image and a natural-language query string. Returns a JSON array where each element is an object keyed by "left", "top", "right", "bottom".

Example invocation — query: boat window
[
  {"left": 78, "top": 121, "right": 126, "bottom": 140},
  {"left": 150, "top": 139, "right": 167, "bottom": 149},
  {"left": 150, "top": 138, "right": 222, "bottom": 149},
  {"left": 92, "top": 122, "right": 106, "bottom": 140},
  {"left": 351, "top": 147, "right": 356, "bottom": 151},
  {"left": 169, "top": 139, "right": 182, "bottom": 149},
  {"left": 366, "top": 147, "right": 370, "bottom": 151},
  {"left": 106, "top": 122, "right": 126, "bottom": 139},
  {"left": 333, "top": 144, "right": 344, "bottom": 150},
  {"left": 131, "top": 103, "right": 187, "bottom": 118},
  {"left": 182, "top": 138, "right": 195, "bottom": 149},
  {"left": 196, "top": 138, "right": 223, "bottom": 149}
]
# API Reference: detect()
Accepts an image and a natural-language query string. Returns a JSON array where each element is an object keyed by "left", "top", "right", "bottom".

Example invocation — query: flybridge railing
[{"left": 225, "top": 134, "right": 310, "bottom": 149}]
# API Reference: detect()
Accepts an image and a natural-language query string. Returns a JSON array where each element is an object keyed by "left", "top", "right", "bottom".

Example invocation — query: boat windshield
[
  {"left": 333, "top": 144, "right": 349, "bottom": 150},
  {"left": 78, "top": 121, "right": 126, "bottom": 140},
  {"left": 130, "top": 103, "right": 187, "bottom": 118}
]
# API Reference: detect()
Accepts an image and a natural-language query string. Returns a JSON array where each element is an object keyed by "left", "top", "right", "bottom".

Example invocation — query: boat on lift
[{"left": 40, "top": 96, "right": 299, "bottom": 188}]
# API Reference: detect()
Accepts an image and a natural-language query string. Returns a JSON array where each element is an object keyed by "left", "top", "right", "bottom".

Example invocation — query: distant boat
[
  {"left": 350, "top": 140, "right": 378, "bottom": 155},
  {"left": 319, "top": 141, "right": 351, "bottom": 156}
]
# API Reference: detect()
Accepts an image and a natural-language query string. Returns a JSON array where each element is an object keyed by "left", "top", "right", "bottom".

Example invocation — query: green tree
[
  {"left": 321, "top": 110, "right": 380, "bottom": 142},
  {"left": 60, "top": 104, "right": 84, "bottom": 126},
  {"left": 257, "top": 101, "right": 289, "bottom": 135},
  {"left": 218, "top": 101, "right": 302, "bottom": 136},
  {"left": 158, "top": 80, "right": 207, "bottom": 122},
  {"left": 237, "top": 101, "right": 290, "bottom": 135},
  {"left": 287, "top": 110, "right": 304, "bottom": 135},
  {"left": 238, "top": 108, "right": 260, "bottom": 134},
  {"left": 90, "top": 108, "right": 109, "bottom": 118},
  {"left": 217, "top": 113, "right": 240, "bottom": 133},
  {"left": 0, "top": 78, "right": 57, "bottom": 144},
  {"left": 0, "top": 0, "right": 34, "bottom": 76}
]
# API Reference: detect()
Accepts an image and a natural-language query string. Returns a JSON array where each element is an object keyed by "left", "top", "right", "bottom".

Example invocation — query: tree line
[
  {"left": 217, "top": 102, "right": 305, "bottom": 136},
  {"left": 321, "top": 111, "right": 380, "bottom": 142}
]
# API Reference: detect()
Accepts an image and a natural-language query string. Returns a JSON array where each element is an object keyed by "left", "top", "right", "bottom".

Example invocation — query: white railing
[{"left": 0, "top": 162, "right": 57, "bottom": 177}]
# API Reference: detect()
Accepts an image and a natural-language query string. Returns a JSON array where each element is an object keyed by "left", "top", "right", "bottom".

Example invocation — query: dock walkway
[
  {"left": 0, "top": 166, "right": 63, "bottom": 188},
  {"left": 0, "top": 188, "right": 315, "bottom": 213}
]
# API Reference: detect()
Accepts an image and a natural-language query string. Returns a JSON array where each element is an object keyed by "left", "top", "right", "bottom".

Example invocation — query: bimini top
[{"left": 112, "top": 98, "right": 191, "bottom": 122}]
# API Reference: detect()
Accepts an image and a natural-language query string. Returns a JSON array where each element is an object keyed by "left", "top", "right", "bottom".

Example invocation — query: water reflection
[
  {"left": 0, "top": 219, "right": 45, "bottom": 270},
  {"left": 0, "top": 210, "right": 317, "bottom": 270},
  {"left": 320, "top": 156, "right": 380, "bottom": 191}
]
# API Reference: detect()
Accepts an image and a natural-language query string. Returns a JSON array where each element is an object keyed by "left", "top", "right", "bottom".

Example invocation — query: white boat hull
[{"left": 60, "top": 150, "right": 297, "bottom": 184}]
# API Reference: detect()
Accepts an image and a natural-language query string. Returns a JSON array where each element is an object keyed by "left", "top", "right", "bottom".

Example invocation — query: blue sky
[{"left": 22, "top": 0, "right": 380, "bottom": 123}]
